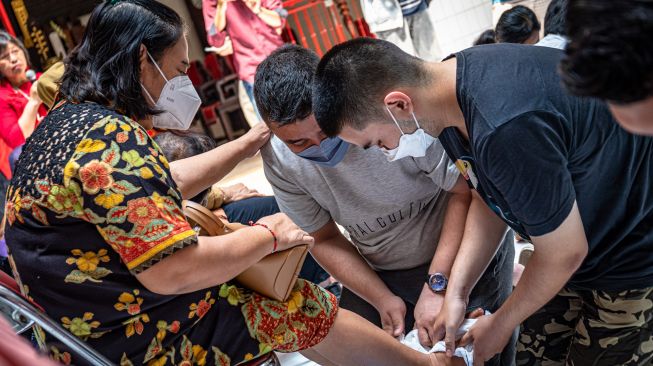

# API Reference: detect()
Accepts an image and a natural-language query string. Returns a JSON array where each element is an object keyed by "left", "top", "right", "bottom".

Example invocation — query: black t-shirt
[{"left": 439, "top": 44, "right": 653, "bottom": 291}]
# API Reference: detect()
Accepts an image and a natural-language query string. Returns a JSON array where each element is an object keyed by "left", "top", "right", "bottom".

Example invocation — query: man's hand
[
  {"left": 433, "top": 293, "right": 467, "bottom": 357},
  {"left": 221, "top": 183, "right": 265, "bottom": 203},
  {"left": 459, "top": 313, "right": 513, "bottom": 366},
  {"left": 413, "top": 284, "right": 444, "bottom": 347},
  {"left": 375, "top": 295, "right": 406, "bottom": 337}
]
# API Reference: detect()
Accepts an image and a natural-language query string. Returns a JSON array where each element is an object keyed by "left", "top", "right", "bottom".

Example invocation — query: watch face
[{"left": 428, "top": 274, "right": 447, "bottom": 292}]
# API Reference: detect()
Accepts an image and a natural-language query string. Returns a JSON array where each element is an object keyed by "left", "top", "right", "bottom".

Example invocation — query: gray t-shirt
[{"left": 262, "top": 136, "right": 459, "bottom": 270}]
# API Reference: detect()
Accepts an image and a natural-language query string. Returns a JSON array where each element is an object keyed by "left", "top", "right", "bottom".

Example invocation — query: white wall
[
  {"left": 428, "top": 0, "right": 493, "bottom": 55},
  {"left": 157, "top": 0, "right": 206, "bottom": 62}
]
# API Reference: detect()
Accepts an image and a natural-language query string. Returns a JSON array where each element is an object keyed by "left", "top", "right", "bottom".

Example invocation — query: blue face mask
[{"left": 296, "top": 137, "right": 350, "bottom": 167}]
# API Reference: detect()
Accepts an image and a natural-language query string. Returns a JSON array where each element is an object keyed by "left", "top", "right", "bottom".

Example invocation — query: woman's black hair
[
  {"left": 543, "top": 0, "right": 567, "bottom": 37},
  {"left": 59, "top": 0, "right": 184, "bottom": 120},
  {"left": 0, "top": 31, "right": 30, "bottom": 79},
  {"left": 495, "top": 5, "right": 541, "bottom": 44},
  {"left": 473, "top": 29, "right": 496, "bottom": 46}
]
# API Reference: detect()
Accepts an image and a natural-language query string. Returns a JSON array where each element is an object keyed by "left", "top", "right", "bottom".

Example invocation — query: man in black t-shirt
[{"left": 311, "top": 38, "right": 653, "bottom": 365}]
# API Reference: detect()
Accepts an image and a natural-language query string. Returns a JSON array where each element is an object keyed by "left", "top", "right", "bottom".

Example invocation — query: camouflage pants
[{"left": 516, "top": 286, "right": 653, "bottom": 366}]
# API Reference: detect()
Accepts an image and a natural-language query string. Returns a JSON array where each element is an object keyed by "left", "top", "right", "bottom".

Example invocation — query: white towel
[{"left": 399, "top": 314, "right": 486, "bottom": 366}]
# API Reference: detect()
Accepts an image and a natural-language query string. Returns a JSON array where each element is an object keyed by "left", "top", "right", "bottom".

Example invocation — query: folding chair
[
  {"left": 0, "top": 270, "right": 279, "bottom": 365},
  {"left": 0, "top": 270, "right": 113, "bottom": 365}
]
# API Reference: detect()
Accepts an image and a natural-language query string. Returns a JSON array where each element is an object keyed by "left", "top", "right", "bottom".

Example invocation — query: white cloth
[
  {"left": 399, "top": 316, "right": 486, "bottom": 366},
  {"left": 535, "top": 34, "right": 568, "bottom": 50},
  {"left": 360, "top": 0, "right": 403, "bottom": 33}
]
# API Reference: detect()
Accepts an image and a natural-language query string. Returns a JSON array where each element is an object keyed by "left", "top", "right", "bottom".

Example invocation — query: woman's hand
[
  {"left": 255, "top": 213, "right": 314, "bottom": 252},
  {"left": 222, "top": 183, "right": 265, "bottom": 203},
  {"left": 240, "top": 122, "right": 271, "bottom": 157},
  {"left": 214, "top": 0, "right": 229, "bottom": 33},
  {"left": 243, "top": 0, "right": 262, "bottom": 14},
  {"left": 29, "top": 81, "right": 42, "bottom": 104}
]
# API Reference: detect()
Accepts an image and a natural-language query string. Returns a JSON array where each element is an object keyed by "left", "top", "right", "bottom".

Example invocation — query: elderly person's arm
[
  {"left": 169, "top": 122, "right": 270, "bottom": 200},
  {"left": 136, "top": 212, "right": 312, "bottom": 295},
  {"left": 70, "top": 116, "right": 306, "bottom": 295}
]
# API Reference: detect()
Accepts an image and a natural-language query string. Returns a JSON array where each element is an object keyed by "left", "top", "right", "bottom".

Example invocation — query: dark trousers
[
  {"left": 339, "top": 263, "right": 428, "bottom": 331},
  {"left": 339, "top": 231, "right": 517, "bottom": 366},
  {"left": 223, "top": 196, "right": 330, "bottom": 285}
]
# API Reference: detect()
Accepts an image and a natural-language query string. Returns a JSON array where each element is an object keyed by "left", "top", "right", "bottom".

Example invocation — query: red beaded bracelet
[{"left": 249, "top": 221, "right": 278, "bottom": 253}]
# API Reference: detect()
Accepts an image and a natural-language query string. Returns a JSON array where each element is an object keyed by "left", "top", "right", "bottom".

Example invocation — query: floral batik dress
[{"left": 4, "top": 102, "right": 337, "bottom": 365}]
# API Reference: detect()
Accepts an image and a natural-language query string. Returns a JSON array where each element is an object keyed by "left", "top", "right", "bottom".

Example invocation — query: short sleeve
[
  {"left": 480, "top": 111, "right": 575, "bottom": 236},
  {"left": 262, "top": 145, "right": 331, "bottom": 233},
  {"left": 413, "top": 139, "right": 460, "bottom": 191},
  {"left": 65, "top": 115, "right": 197, "bottom": 274}
]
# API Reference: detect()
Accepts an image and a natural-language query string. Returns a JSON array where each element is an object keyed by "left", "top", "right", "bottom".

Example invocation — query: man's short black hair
[
  {"left": 312, "top": 38, "right": 427, "bottom": 137},
  {"left": 561, "top": 0, "right": 653, "bottom": 103},
  {"left": 254, "top": 44, "right": 319, "bottom": 125},
  {"left": 543, "top": 0, "right": 567, "bottom": 37},
  {"left": 495, "top": 5, "right": 541, "bottom": 44}
]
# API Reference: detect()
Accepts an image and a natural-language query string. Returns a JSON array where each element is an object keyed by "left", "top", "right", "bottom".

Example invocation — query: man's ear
[{"left": 383, "top": 91, "right": 414, "bottom": 117}]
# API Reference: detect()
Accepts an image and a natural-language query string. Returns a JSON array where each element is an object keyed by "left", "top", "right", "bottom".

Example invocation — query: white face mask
[
  {"left": 381, "top": 107, "right": 436, "bottom": 161},
  {"left": 141, "top": 52, "right": 201, "bottom": 130}
]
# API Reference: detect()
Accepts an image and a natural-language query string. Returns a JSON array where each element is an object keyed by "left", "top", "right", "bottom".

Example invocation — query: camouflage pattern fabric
[{"left": 517, "top": 286, "right": 653, "bottom": 365}]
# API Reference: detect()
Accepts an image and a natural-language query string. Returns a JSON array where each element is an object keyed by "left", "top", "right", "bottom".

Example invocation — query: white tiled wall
[{"left": 428, "top": 0, "right": 493, "bottom": 55}]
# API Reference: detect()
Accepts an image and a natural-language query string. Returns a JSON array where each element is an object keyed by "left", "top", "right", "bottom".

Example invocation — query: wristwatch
[{"left": 427, "top": 273, "right": 448, "bottom": 293}]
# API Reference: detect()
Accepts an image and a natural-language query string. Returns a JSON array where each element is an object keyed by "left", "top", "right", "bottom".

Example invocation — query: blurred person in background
[
  {"left": 0, "top": 30, "right": 46, "bottom": 275},
  {"left": 561, "top": 0, "right": 653, "bottom": 136},
  {"left": 202, "top": 0, "right": 286, "bottom": 120},
  {"left": 535, "top": 0, "right": 568, "bottom": 50},
  {"left": 473, "top": 29, "right": 496, "bottom": 46},
  {"left": 361, "top": 0, "right": 442, "bottom": 61},
  {"left": 495, "top": 5, "right": 540, "bottom": 44}
]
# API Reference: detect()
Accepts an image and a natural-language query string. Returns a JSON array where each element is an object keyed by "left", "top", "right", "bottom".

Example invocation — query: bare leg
[
  {"left": 307, "top": 309, "right": 431, "bottom": 366},
  {"left": 300, "top": 349, "right": 340, "bottom": 366}
]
